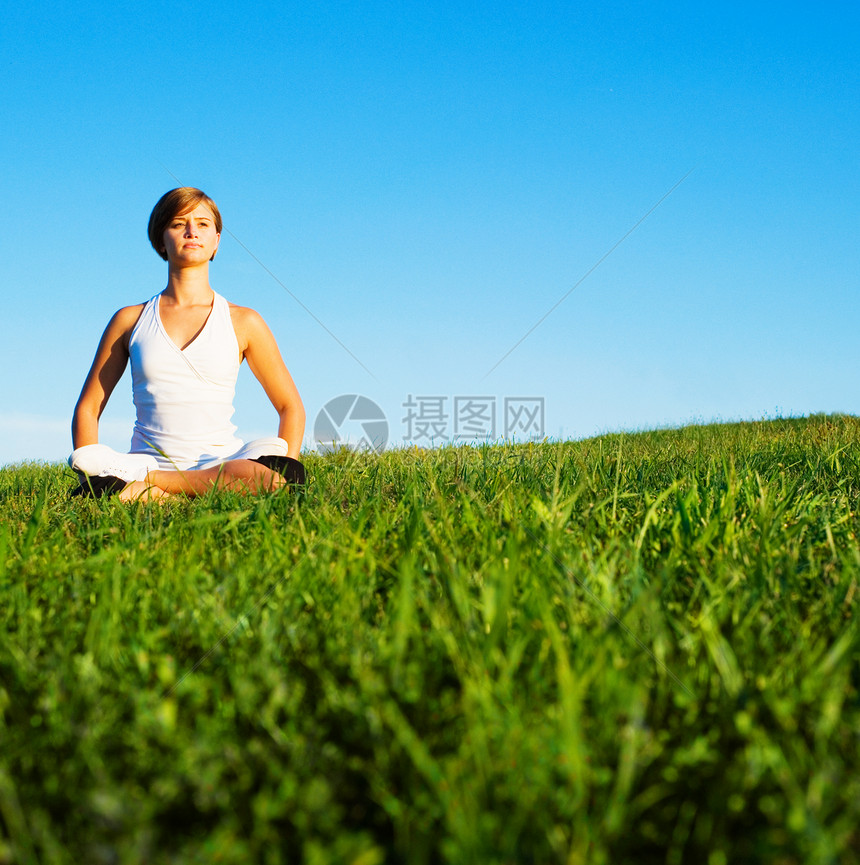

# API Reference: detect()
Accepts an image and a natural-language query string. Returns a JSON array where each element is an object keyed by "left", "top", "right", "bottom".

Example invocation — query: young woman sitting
[{"left": 70, "top": 187, "right": 305, "bottom": 501}]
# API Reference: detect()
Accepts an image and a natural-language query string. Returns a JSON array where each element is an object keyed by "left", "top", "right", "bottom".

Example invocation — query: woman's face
[{"left": 162, "top": 202, "right": 221, "bottom": 264}]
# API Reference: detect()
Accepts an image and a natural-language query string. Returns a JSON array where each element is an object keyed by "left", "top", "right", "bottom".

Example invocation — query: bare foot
[
  {"left": 143, "top": 461, "right": 288, "bottom": 497},
  {"left": 118, "top": 480, "right": 175, "bottom": 502},
  {"left": 241, "top": 467, "right": 288, "bottom": 494}
]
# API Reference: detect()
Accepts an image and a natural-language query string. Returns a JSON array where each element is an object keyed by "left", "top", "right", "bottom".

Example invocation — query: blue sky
[{"left": 2, "top": 1, "right": 858, "bottom": 465}]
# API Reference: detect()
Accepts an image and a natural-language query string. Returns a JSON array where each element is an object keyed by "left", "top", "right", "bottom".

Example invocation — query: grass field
[{"left": 2, "top": 415, "right": 859, "bottom": 864}]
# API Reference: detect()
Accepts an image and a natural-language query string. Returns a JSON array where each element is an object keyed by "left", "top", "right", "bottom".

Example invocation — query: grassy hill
[{"left": 2, "top": 415, "right": 859, "bottom": 864}]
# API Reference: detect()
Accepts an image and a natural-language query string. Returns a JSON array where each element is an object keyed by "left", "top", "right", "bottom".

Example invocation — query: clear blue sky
[{"left": 2, "top": 0, "right": 858, "bottom": 465}]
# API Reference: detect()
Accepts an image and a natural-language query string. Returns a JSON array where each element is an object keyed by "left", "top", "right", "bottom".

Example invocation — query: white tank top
[{"left": 129, "top": 291, "right": 243, "bottom": 469}]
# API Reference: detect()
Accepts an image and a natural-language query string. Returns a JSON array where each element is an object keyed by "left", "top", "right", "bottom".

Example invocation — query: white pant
[
  {"left": 70, "top": 437, "right": 291, "bottom": 479},
  {"left": 177, "top": 437, "right": 290, "bottom": 471}
]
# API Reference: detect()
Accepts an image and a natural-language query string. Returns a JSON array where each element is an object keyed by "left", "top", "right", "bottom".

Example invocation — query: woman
[{"left": 70, "top": 187, "right": 305, "bottom": 501}]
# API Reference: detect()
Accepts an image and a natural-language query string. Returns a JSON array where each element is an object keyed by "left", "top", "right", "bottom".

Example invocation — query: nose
[{"left": 184, "top": 220, "right": 198, "bottom": 238}]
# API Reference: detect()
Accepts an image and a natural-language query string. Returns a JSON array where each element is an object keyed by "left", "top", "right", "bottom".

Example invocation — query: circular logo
[{"left": 314, "top": 394, "right": 389, "bottom": 455}]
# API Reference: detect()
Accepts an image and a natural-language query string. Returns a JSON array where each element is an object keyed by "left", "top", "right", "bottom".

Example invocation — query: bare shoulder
[
  {"left": 112, "top": 303, "right": 147, "bottom": 327},
  {"left": 228, "top": 303, "right": 273, "bottom": 349},
  {"left": 102, "top": 302, "right": 146, "bottom": 343},
  {"left": 227, "top": 302, "right": 263, "bottom": 324}
]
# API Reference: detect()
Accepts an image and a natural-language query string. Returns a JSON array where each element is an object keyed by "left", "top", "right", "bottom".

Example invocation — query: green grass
[{"left": 2, "top": 414, "right": 860, "bottom": 864}]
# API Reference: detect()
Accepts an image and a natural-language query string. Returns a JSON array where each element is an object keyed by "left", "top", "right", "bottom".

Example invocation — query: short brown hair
[{"left": 147, "top": 188, "right": 223, "bottom": 260}]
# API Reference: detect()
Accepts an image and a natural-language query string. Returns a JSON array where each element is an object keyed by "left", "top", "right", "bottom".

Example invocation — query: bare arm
[
  {"left": 234, "top": 307, "right": 305, "bottom": 458},
  {"left": 71, "top": 306, "right": 141, "bottom": 448}
]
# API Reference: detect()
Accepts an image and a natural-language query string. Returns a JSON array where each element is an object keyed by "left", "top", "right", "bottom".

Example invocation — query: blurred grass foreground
[{"left": 2, "top": 414, "right": 860, "bottom": 864}]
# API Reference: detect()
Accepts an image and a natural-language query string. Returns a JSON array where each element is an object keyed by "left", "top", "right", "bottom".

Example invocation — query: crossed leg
[
  {"left": 119, "top": 459, "right": 287, "bottom": 501},
  {"left": 70, "top": 442, "right": 305, "bottom": 501}
]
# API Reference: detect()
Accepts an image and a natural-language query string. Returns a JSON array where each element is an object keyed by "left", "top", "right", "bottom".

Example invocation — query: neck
[{"left": 164, "top": 262, "right": 214, "bottom": 304}]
